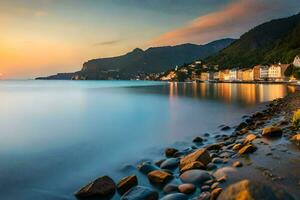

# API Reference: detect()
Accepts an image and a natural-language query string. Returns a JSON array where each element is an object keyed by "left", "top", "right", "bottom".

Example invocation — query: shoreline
[{"left": 74, "top": 87, "right": 300, "bottom": 200}]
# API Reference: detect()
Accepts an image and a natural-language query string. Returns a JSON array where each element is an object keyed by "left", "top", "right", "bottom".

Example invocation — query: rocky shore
[{"left": 74, "top": 88, "right": 300, "bottom": 200}]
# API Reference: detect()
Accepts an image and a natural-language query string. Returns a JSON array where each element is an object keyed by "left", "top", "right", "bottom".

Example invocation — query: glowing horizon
[{"left": 1, "top": 0, "right": 300, "bottom": 79}]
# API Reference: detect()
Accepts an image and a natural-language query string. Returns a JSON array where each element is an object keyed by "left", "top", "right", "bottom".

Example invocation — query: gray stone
[
  {"left": 160, "top": 193, "right": 189, "bottom": 200},
  {"left": 75, "top": 176, "right": 116, "bottom": 198},
  {"left": 121, "top": 186, "right": 158, "bottom": 200},
  {"left": 137, "top": 162, "right": 160, "bottom": 174},
  {"left": 160, "top": 158, "right": 179, "bottom": 170},
  {"left": 163, "top": 184, "right": 179, "bottom": 194},
  {"left": 180, "top": 170, "right": 211, "bottom": 185}
]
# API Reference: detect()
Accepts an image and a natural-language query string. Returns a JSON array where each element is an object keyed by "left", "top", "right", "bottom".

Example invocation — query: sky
[{"left": 0, "top": 0, "right": 300, "bottom": 79}]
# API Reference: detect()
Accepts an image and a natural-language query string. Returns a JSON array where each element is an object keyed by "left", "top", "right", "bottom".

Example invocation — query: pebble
[
  {"left": 178, "top": 183, "right": 196, "bottom": 194},
  {"left": 232, "top": 161, "right": 243, "bottom": 168}
]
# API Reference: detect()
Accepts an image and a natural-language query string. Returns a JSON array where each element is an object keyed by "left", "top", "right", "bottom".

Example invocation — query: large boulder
[
  {"left": 148, "top": 170, "right": 172, "bottom": 185},
  {"left": 117, "top": 175, "right": 138, "bottom": 195},
  {"left": 160, "top": 193, "right": 189, "bottom": 200},
  {"left": 218, "top": 179, "right": 295, "bottom": 200},
  {"left": 121, "top": 186, "right": 158, "bottom": 200},
  {"left": 75, "top": 176, "right": 116, "bottom": 198},
  {"left": 179, "top": 149, "right": 211, "bottom": 170},
  {"left": 262, "top": 127, "right": 283, "bottom": 137},
  {"left": 180, "top": 169, "right": 211, "bottom": 185}
]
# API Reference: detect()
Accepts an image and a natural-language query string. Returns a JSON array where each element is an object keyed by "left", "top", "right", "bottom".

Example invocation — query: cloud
[
  {"left": 150, "top": 0, "right": 272, "bottom": 46},
  {"left": 93, "top": 39, "right": 122, "bottom": 46},
  {"left": 34, "top": 10, "right": 47, "bottom": 17}
]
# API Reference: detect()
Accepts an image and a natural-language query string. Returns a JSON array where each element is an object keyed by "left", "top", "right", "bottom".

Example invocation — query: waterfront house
[
  {"left": 293, "top": 55, "right": 300, "bottom": 67},
  {"left": 229, "top": 69, "right": 239, "bottom": 81},
  {"left": 200, "top": 72, "right": 209, "bottom": 81},
  {"left": 268, "top": 63, "right": 289, "bottom": 81},
  {"left": 214, "top": 71, "right": 220, "bottom": 80},
  {"left": 268, "top": 64, "right": 281, "bottom": 80},
  {"left": 253, "top": 65, "right": 269, "bottom": 80},
  {"left": 242, "top": 69, "right": 254, "bottom": 81},
  {"left": 220, "top": 70, "right": 230, "bottom": 81},
  {"left": 237, "top": 70, "right": 243, "bottom": 81},
  {"left": 253, "top": 65, "right": 262, "bottom": 80}
]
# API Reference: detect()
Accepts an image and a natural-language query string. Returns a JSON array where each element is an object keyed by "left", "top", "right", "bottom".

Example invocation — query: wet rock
[
  {"left": 235, "top": 122, "right": 248, "bottom": 131},
  {"left": 221, "top": 126, "right": 231, "bottom": 131},
  {"left": 212, "top": 157, "right": 223, "bottom": 164},
  {"left": 155, "top": 159, "right": 165, "bottom": 167},
  {"left": 160, "top": 158, "right": 179, "bottom": 170},
  {"left": 75, "top": 176, "right": 116, "bottom": 198},
  {"left": 179, "top": 149, "right": 211, "bottom": 170},
  {"left": 204, "top": 133, "right": 210, "bottom": 137},
  {"left": 291, "top": 134, "right": 300, "bottom": 145},
  {"left": 197, "top": 191, "right": 211, "bottom": 200},
  {"left": 238, "top": 144, "right": 257, "bottom": 155},
  {"left": 213, "top": 167, "right": 237, "bottom": 180},
  {"left": 178, "top": 183, "right": 196, "bottom": 194},
  {"left": 121, "top": 186, "right": 159, "bottom": 200},
  {"left": 148, "top": 170, "right": 172, "bottom": 185},
  {"left": 218, "top": 179, "right": 295, "bottom": 200},
  {"left": 262, "top": 127, "right": 283, "bottom": 137},
  {"left": 165, "top": 148, "right": 179, "bottom": 158},
  {"left": 206, "top": 163, "right": 217, "bottom": 171},
  {"left": 137, "top": 162, "right": 160, "bottom": 174},
  {"left": 193, "top": 136, "right": 203, "bottom": 143},
  {"left": 217, "top": 176, "right": 227, "bottom": 183},
  {"left": 232, "top": 161, "right": 243, "bottom": 168},
  {"left": 180, "top": 161, "right": 205, "bottom": 173},
  {"left": 180, "top": 169, "right": 211, "bottom": 185},
  {"left": 244, "top": 133, "right": 257, "bottom": 144},
  {"left": 201, "top": 185, "right": 210, "bottom": 191},
  {"left": 205, "top": 143, "right": 223, "bottom": 151},
  {"left": 237, "top": 128, "right": 249, "bottom": 135},
  {"left": 211, "top": 188, "right": 222, "bottom": 200},
  {"left": 117, "top": 175, "right": 138, "bottom": 195},
  {"left": 163, "top": 184, "right": 179, "bottom": 194},
  {"left": 252, "top": 112, "right": 264, "bottom": 118},
  {"left": 211, "top": 182, "right": 219, "bottom": 190},
  {"left": 160, "top": 193, "right": 189, "bottom": 200},
  {"left": 232, "top": 143, "right": 242, "bottom": 151}
]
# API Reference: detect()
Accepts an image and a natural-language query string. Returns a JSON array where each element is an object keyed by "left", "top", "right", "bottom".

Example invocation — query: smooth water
[{"left": 0, "top": 81, "right": 294, "bottom": 200}]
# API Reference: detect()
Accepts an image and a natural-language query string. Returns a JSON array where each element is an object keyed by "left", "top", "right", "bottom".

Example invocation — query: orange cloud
[{"left": 151, "top": 0, "right": 270, "bottom": 46}]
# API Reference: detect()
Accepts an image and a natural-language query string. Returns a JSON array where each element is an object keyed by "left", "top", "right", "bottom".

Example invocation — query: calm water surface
[{"left": 0, "top": 81, "right": 295, "bottom": 200}]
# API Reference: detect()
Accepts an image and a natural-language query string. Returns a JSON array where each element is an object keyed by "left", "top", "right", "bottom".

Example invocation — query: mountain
[
  {"left": 206, "top": 13, "right": 300, "bottom": 69},
  {"left": 38, "top": 38, "right": 235, "bottom": 80}
]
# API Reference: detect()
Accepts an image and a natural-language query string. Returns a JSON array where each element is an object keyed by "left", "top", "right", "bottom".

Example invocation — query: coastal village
[{"left": 158, "top": 55, "right": 300, "bottom": 83}]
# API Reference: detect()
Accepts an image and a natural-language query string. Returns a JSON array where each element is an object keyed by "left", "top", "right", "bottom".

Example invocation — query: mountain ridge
[
  {"left": 37, "top": 38, "right": 235, "bottom": 80},
  {"left": 206, "top": 12, "right": 300, "bottom": 68}
]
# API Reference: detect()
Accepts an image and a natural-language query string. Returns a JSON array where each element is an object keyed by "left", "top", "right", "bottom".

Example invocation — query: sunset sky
[{"left": 1, "top": 0, "right": 300, "bottom": 79}]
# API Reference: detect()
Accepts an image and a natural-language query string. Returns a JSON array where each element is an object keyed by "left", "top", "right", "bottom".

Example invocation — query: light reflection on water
[{"left": 0, "top": 81, "right": 294, "bottom": 200}]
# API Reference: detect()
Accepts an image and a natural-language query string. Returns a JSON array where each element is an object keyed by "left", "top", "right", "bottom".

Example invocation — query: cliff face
[{"left": 206, "top": 13, "right": 300, "bottom": 69}]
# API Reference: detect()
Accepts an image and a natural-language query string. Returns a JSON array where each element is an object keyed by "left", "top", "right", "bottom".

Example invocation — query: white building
[
  {"left": 260, "top": 66, "right": 269, "bottom": 80},
  {"left": 268, "top": 64, "right": 281, "bottom": 80},
  {"left": 229, "top": 69, "right": 238, "bottom": 81},
  {"left": 293, "top": 55, "right": 300, "bottom": 67}
]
